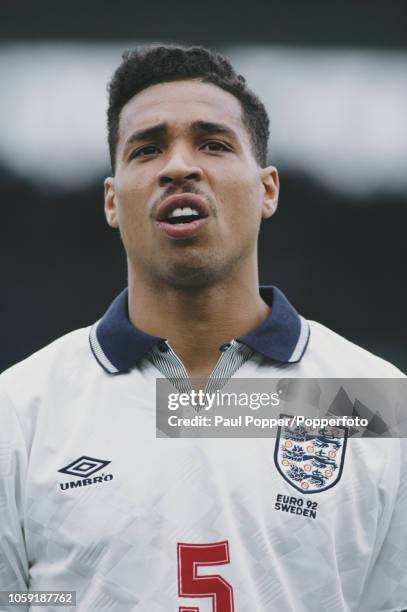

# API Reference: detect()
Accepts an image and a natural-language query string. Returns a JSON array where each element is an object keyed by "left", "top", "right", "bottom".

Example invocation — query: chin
[{"left": 161, "top": 261, "right": 224, "bottom": 291}]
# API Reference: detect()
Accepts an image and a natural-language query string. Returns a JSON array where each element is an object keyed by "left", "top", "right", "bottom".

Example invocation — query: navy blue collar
[{"left": 89, "top": 287, "right": 310, "bottom": 374}]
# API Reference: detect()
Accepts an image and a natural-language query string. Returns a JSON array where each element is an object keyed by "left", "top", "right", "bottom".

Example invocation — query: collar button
[
  {"left": 219, "top": 342, "right": 231, "bottom": 352},
  {"left": 158, "top": 341, "right": 169, "bottom": 353}
]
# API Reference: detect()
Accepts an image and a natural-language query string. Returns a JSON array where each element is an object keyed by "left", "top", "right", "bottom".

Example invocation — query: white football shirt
[{"left": 0, "top": 287, "right": 406, "bottom": 611}]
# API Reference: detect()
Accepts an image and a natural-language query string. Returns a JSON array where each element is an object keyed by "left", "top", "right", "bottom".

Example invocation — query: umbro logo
[
  {"left": 58, "top": 456, "right": 113, "bottom": 491},
  {"left": 59, "top": 455, "right": 111, "bottom": 478}
]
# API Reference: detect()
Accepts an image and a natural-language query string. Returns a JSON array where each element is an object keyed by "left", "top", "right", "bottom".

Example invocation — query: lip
[
  {"left": 157, "top": 216, "right": 210, "bottom": 239},
  {"left": 155, "top": 193, "right": 211, "bottom": 240},
  {"left": 156, "top": 193, "right": 210, "bottom": 222}
]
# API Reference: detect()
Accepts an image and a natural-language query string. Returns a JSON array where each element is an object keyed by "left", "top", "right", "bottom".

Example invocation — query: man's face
[{"left": 105, "top": 80, "right": 279, "bottom": 289}]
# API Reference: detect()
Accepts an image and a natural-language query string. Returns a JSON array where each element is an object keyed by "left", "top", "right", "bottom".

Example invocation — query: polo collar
[{"left": 89, "top": 287, "right": 310, "bottom": 374}]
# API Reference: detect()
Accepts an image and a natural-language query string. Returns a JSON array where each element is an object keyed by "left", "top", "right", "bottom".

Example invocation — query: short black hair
[{"left": 107, "top": 44, "right": 270, "bottom": 172}]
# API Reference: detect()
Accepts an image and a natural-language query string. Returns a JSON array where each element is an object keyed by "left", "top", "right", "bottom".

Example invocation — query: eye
[
  {"left": 201, "top": 141, "right": 231, "bottom": 152},
  {"left": 130, "top": 145, "right": 161, "bottom": 159}
]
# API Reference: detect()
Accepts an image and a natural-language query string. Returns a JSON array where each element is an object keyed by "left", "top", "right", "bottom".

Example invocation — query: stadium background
[{"left": 1, "top": 0, "right": 406, "bottom": 374}]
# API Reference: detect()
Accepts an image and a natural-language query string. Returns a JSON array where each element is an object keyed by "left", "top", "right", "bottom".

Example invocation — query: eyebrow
[
  {"left": 191, "top": 120, "right": 238, "bottom": 140},
  {"left": 123, "top": 120, "right": 239, "bottom": 155},
  {"left": 123, "top": 123, "right": 168, "bottom": 152}
]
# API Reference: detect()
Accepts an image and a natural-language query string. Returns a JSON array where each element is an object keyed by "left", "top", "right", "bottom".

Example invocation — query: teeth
[{"left": 167, "top": 206, "right": 200, "bottom": 219}]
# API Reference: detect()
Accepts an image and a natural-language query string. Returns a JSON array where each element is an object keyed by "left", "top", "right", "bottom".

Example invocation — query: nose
[{"left": 158, "top": 146, "right": 204, "bottom": 187}]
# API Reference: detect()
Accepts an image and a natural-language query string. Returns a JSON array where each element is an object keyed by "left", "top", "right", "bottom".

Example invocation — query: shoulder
[
  {"left": 304, "top": 320, "right": 405, "bottom": 377},
  {"left": 0, "top": 326, "right": 96, "bottom": 403}
]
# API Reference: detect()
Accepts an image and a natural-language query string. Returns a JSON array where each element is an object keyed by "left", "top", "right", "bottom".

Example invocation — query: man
[{"left": 0, "top": 45, "right": 406, "bottom": 611}]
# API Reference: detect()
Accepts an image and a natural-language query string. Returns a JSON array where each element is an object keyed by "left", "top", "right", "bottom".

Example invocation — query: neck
[{"left": 127, "top": 260, "right": 270, "bottom": 378}]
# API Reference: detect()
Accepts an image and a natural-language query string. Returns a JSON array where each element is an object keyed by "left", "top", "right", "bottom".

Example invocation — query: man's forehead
[{"left": 119, "top": 80, "right": 246, "bottom": 140}]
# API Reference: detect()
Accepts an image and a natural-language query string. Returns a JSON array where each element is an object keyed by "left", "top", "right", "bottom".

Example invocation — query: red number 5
[{"left": 177, "top": 541, "right": 235, "bottom": 612}]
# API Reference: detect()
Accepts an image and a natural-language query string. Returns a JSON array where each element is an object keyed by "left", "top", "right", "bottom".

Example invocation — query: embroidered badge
[{"left": 274, "top": 415, "right": 347, "bottom": 494}]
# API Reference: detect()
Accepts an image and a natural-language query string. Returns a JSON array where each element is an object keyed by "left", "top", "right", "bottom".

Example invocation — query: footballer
[{"left": 0, "top": 45, "right": 406, "bottom": 611}]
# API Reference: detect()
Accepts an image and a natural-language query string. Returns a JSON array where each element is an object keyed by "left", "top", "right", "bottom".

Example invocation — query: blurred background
[{"left": 1, "top": 0, "right": 406, "bottom": 373}]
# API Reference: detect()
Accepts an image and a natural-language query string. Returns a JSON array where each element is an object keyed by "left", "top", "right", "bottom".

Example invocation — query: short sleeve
[
  {"left": 0, "top": 386, "right": 29, "bottom": 594},
  {"left": 359, "top": 438, "right": 407, "bottom": 611}
]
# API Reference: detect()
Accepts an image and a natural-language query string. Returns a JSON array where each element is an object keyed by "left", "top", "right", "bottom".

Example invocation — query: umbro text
[{"left": 59, "top": 473, "right": 114, "bottom": 491}]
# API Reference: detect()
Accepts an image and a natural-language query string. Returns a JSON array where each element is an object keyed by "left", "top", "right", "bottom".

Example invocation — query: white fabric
[{"left": 0, "top": 321, "right": 406, "bottom": 611}]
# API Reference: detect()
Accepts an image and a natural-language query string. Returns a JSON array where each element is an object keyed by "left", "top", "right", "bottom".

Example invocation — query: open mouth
[{"left": 156, "top": 194, "right": 211, "bottom": 239}]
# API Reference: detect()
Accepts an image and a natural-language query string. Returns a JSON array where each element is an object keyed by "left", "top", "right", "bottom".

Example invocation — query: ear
[
  {"left": 260, "top": 165, "right": 279, "bottom": 219},
  {"left": 104, "top": 177, "right": 119, "bottom": 228}
]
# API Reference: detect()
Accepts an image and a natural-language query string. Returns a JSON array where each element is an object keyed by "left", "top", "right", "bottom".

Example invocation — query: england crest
[{"left": 274, "top": 415, "right": 347, "bottom": 494}]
